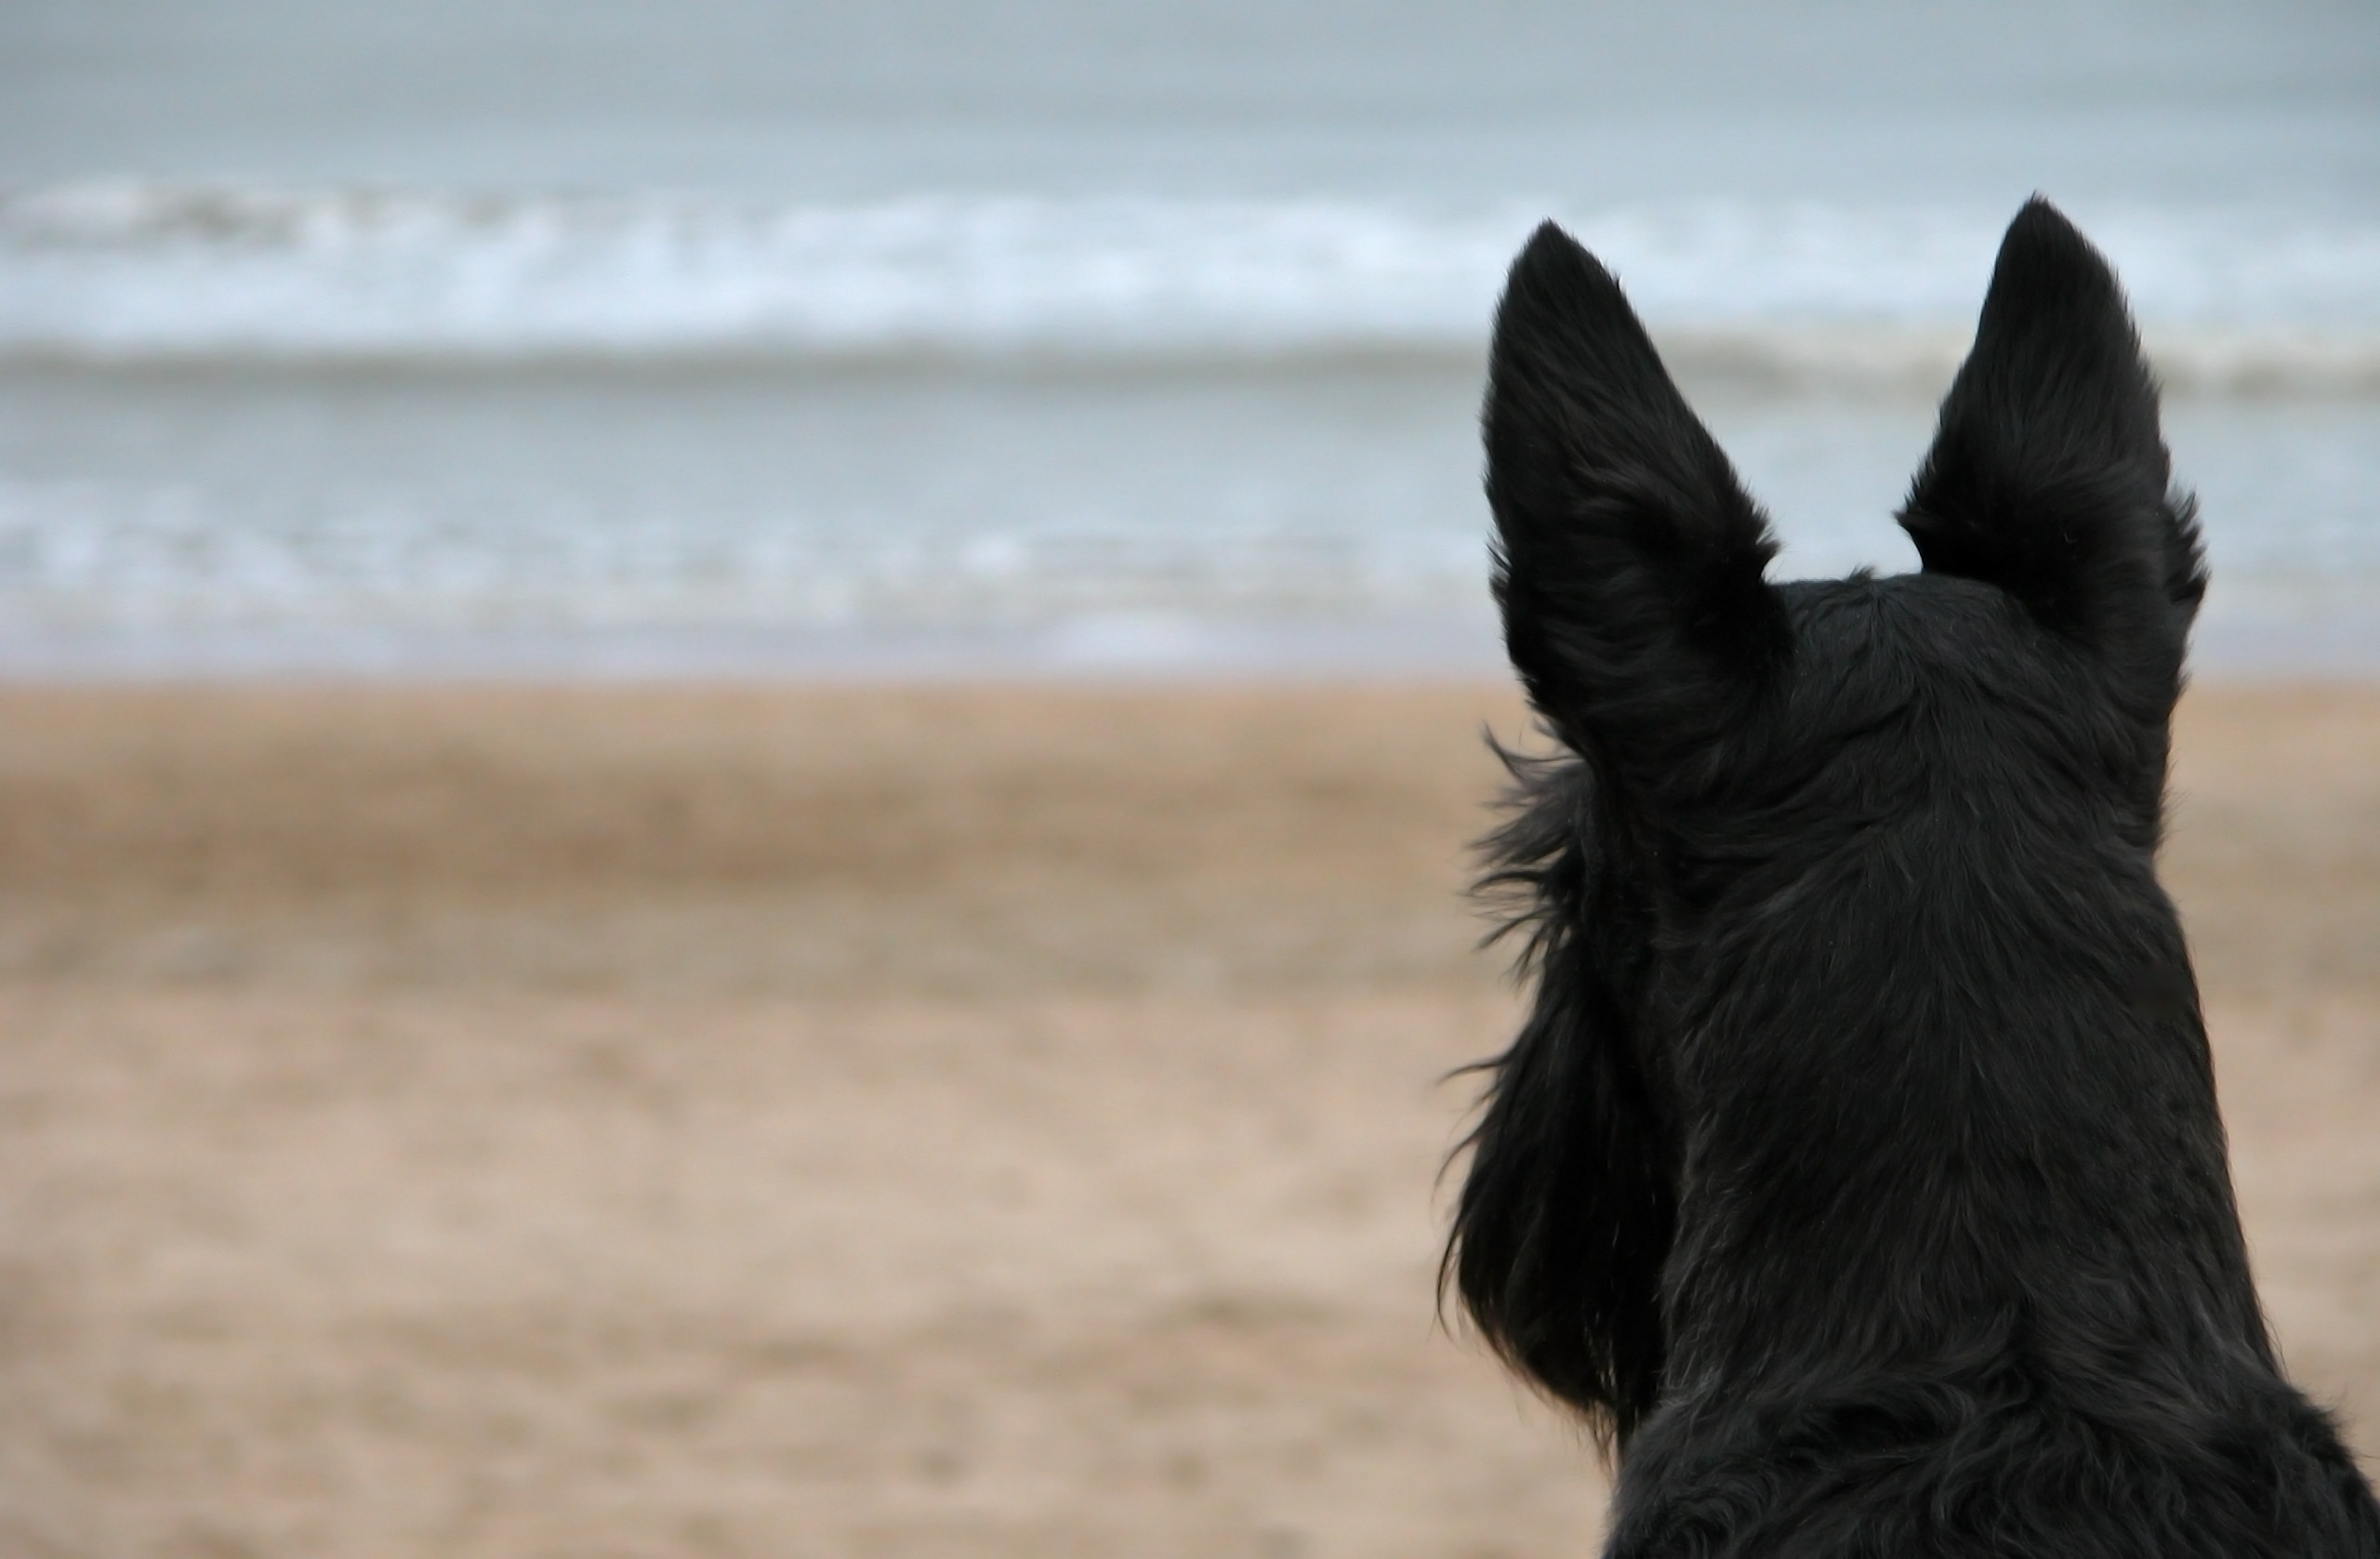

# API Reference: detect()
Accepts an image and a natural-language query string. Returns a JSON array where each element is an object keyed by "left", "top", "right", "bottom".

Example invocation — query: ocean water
[{"left": 3, "top": 0, "right": 2377, "bottom": 676}]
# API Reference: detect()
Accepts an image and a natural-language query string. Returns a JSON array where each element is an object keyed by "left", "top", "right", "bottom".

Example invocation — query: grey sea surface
[{"left": 2, "top": 0, "right": 2375, "bottom": 676}]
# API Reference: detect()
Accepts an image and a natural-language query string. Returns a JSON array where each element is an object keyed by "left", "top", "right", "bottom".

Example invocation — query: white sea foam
[{"left": 7, "top": 183, "right": 2379, "bottom": 391}]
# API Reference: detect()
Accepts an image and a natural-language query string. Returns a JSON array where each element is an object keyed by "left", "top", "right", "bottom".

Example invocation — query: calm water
[{"left": 3, "top": 0, "right": 2376, "bottom": 674}]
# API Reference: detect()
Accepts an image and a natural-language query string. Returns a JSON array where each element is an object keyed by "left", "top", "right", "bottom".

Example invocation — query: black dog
[{"left": 1446, "top": 198, "right": 2380, "bottom": 1556}]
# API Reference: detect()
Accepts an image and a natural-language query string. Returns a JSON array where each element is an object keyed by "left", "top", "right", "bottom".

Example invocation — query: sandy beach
[{"left": 0, "top": 681, "right": 2374, "bottom": 1558}]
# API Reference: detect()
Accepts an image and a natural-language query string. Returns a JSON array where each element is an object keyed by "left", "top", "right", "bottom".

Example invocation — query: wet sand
[{"left": 0, "top": 683, "right": 2373, "bottom": 1557}]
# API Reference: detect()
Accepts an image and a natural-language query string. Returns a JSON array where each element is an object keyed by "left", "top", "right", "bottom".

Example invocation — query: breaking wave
[{"left": 7, "top": 183, "right": 2379, "bottom": 391}]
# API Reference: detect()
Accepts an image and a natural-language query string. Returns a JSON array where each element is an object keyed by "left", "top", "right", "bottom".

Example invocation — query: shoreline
[{"left": 0, "top": 614, "right": 2371, "bottom": 684}]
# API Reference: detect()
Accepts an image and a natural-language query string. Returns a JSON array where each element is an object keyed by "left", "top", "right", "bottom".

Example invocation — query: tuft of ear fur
[
  {"left": 1446, "top": 744, "right": 1673, "bottom": 1448},
  {"left": 1486, "top": 222, "right": 1787, "bottom": 799},
  {"left": 1901, "top": 197, "right": 2205, "bottom": 688}
]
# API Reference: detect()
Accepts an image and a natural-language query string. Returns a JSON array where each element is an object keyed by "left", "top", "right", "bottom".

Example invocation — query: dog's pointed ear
[
  {"left": 1487, "top": 223, "right": 1787, "bottom": 794},
  {"left": 1901, "top": 197, "right": 2205, "bottom": 687}
]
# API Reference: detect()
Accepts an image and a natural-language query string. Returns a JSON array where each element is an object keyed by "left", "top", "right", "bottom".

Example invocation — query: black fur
[{"left": 1448, "top": 198, "right": 2380, "bottom": 1556}]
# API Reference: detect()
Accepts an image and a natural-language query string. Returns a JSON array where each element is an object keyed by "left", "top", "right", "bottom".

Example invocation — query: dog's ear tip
[
  {"left": 1985, "top": 195, "right": 2127, "bottom": 315},
  {"left": 1501, "top": 220, "right": 1620, "bottom": 317},
  {"left": 2001, "top": 195, "right": 2091, "bottom": 258},
  {"left": 1514, "top": 218, "right": 1586, "bottom": 271},
  {"left": 2009, "top": 192, "right": 2079, "bottom": 239}
]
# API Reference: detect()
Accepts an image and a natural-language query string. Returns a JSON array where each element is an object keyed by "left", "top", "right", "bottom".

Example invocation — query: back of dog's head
[{"left": 1449, "top": 199, "right": 2255, "bottom": 1447}]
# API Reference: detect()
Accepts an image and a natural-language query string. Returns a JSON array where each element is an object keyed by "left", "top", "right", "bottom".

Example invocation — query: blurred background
[
  {"left": 4, "top": 0, "right": 2378, "bottom": 674},
  {"left": 2, "top": 4, "right": 2378, "bottom": 1557}
]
